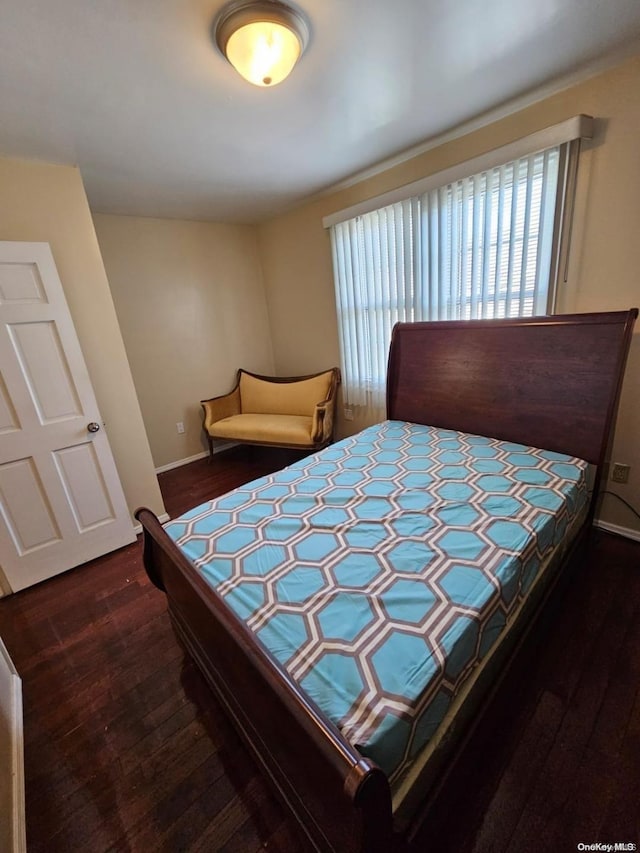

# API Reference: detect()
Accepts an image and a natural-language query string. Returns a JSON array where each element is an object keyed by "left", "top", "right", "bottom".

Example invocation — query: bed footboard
[{"left": 135, "top": 507, "right": 396, "bottom": 853}]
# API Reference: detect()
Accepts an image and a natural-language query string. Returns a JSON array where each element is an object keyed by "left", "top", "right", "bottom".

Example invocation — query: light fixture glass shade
[
  {"left": 215, "top": 1, "right": 309, "bottom": 87},
  {"left": 226, "top": 20, "right": 301, "bottom": 86}
]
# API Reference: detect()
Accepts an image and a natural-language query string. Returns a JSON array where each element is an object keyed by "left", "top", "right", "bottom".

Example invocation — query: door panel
[
  {"left": 0, "top": 457, "right": 61, "bottom": 554},
  {"left": 7, "top": 321, "right": 82, "bottom": 422},
  {"left": 0, "top": 260, "right": 45, "bottom": 303},
  {"left": 0, "top": 374, "right": 20, "bottom": 434},
  {"left": 0, "top": 242, "right": 136, "bottom": 592},
  {"left": 53, "top": 442, "right": 115, "bottom": 531}
]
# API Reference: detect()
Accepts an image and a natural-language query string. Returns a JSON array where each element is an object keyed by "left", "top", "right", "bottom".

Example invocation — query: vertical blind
[{"left": 330, "top": 143, "right": 567, "bottom": 409}]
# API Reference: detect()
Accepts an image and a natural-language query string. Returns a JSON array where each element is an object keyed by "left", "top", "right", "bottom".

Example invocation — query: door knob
[{"left": 87, "top": 422, "right": 101, "bottom": 433}]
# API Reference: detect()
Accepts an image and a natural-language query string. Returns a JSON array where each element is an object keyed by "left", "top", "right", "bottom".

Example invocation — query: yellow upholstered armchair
[{"left": 201, "top": 367, "right": 341, "bottom": 458}]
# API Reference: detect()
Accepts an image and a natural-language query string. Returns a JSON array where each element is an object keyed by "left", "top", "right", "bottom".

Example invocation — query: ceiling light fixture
[{"left": 214, "top": 0, "right": 310, "bottom": 87}]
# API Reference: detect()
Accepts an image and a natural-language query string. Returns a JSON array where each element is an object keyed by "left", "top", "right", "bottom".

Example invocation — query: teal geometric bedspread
[{"left": 164, "top": 420, "right": 588, "bottom": 783}]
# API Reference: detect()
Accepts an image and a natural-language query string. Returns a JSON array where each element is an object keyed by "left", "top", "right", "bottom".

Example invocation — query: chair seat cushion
[{"left": 209, "top": 413, "right": 315, "bottom": 446}]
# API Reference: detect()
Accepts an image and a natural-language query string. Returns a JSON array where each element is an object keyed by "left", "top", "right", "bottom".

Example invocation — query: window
[{"left": 327, "top": 118, "right": 591, "bottom": 410}]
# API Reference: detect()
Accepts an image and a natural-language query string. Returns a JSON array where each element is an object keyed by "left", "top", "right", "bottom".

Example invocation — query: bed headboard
[{"left": 387, "top": 310, "right": 637, "bottom": 468}]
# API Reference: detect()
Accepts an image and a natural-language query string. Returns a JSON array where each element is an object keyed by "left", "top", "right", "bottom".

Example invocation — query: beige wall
[
  {"left": 93, "top": 214, "right": 274, "bottom": 469},
  {"left": 258, "top": 56, "right": 640, "bottom": 534},
  {"left": 0, "top": 157, "right": 165, "bottom": 520}
]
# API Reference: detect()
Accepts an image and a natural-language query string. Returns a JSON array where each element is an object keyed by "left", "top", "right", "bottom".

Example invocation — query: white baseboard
[
  {"left": 135, "top": 443, "right": 238, "bottom": 531},
  {"left": 154, "top": 442, "right": 238, "bottom": 475},
  {"left": 593, "top": 518, "right": 640, "bottom": 543},
  {"left": 154, "top": 450, "right": 209, "bottom": 474},
  {"left": 0, "top": 640, "right": 26, "bottom": 853},
  {"left": 133, "top": 512, "right": 170, "bottom": 535}
]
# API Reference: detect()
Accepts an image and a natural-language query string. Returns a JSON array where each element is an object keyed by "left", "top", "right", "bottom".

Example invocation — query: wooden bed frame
[{"left": 136, "top": 310, "right": 637, "bottom": 852}]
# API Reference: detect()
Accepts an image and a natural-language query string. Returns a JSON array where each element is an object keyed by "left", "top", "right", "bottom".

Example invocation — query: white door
[{"left": 0, "top": 241, "right": 135, "bottom": 592}]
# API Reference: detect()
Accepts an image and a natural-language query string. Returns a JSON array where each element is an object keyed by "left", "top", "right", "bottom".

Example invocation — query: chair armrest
[
  {"left": 311, "top": 368, "right": 341, "bottom": 443},
  {"left": 311, "top": 400, "right": 333, "bottom": 444},
  {"left": 201, "top": 386, "right": 241, "bottom": 433}
]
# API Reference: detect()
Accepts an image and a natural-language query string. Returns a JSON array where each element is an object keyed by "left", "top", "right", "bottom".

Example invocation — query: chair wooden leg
[{"left": 207, "top": 435, "right": 214, "bottom": 462}]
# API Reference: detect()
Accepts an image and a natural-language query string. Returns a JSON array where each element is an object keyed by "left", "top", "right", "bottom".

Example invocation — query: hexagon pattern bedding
[{"left": 165, "top": 420, "right": 588, "bottom": 783}]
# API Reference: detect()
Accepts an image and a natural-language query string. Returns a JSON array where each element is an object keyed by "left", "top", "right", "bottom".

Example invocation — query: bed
[{"left": 136, "top": 309, "right": 637, "bottom": 852}]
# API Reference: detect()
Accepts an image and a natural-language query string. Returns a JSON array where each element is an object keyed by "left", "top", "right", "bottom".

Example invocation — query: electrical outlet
[
  {"left": 611, "top": 463, "right": 630, "bottom": 484},
  {"left": 344, "top": 408, "right": 354, "bottom": 421},
  {"left": 176, "top": 422, "right": 185, "bottom": 434}
]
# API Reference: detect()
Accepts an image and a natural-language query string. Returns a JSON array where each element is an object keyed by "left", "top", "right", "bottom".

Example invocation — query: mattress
[{"left": 165, "top": 420, "right": 588, "bottom": 785}]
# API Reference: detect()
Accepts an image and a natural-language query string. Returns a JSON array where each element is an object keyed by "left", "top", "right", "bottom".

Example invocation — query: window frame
[{"left": 326, "top": 119, "right": 592, "bottom": 411}]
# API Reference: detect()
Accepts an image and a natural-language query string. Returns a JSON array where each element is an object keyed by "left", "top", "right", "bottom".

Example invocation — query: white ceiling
[{"left": 2, "top": 0, "right": 640, "bottom": 224}]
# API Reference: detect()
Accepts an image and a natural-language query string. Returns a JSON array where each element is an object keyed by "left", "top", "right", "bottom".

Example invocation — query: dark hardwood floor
[{"left": 1, "top": 446, "right": 639, "bottom": 852}]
